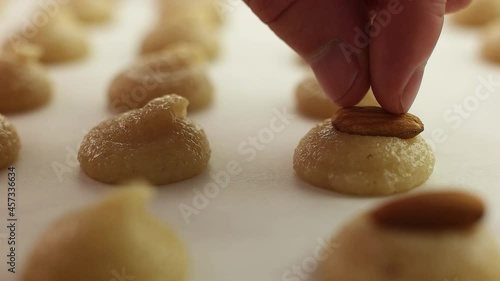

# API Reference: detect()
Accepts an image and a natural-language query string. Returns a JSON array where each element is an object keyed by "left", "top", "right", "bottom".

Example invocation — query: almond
[
  {"left": 371, "top": 192, "right": 485, "bottom": 231},
  {"left": 332, "top": 106, "right": 424, "bottom": 139}
]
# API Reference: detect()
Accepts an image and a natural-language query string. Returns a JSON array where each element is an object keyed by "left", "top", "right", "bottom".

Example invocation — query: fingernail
[
  {"left": 400, "top": 66, "right": 425, "bottom": 113},
  {"left": 309, "top": 41, "right": 362, "bottom": 105}
]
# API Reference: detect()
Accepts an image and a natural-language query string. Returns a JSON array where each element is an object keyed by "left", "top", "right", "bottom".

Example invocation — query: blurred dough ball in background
[
  {"left": 453, "top": 0, "right": 500, "bottom": 26},
  {"left": 0, "top": 45, "right": 52, "bottom": 113},
  {"left": 481, "top": 19, "right": 500, "bottom": 63},
  {"left": 108, "top": 44, "right": 213, "bottom": 113},
  {"left": 3, "top": 8, "right": 89, "bottom": 63},
  {"left": 67, "top": 0, "right": 119, "bottom": 24},
  {"left": 141, "top": 0, "right": 221, "bottom": 59},
  {"left": 158, "top": 0, "right": 222, "bottom": 27},
  {"left": 22, "top": 186, "right": 189, "bottom": 281},
  {"left": 141, "top": 17, "right": 220, "bottom": 59},
  {"left": 317, "top": 192, "right": 500, "bottom": 281}
]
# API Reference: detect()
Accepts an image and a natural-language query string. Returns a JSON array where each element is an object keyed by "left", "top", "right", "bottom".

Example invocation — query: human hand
[{"left": 244, "top": 0, "right": 471, "bottom": 113}]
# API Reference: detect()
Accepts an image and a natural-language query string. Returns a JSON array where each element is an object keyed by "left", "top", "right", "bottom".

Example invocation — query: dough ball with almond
[
  {"left": 293, "top": 107, "right": 435, "bottom": 196},
  {"left": 0, "top": 114, "right": 20, "bottom": 170},
  {"left": 108, "top": 44, "right": 213, "bottom": 113},
  {"left": 295, "top": 76, "right": 378, "bottom": 119},
  {"left": 317, "top": 192, "right": 500, "bottom": 281},
  {"left": 79, "top": 94, "right": 211, "bottom": 185},
  {"left": 453, "top": 0, "right": 500, "bottom": 26},
  {"left": 23, "top": 186, "right": 188, "bottom": 281},
  {"left": 0, "top": 47, "right": 52, "bottom": 113},
  {"left": 5, "top": 9, "right": 89, "bottom": 63}
]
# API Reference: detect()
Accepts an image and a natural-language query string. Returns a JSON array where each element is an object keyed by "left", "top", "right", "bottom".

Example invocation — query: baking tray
[{"left": 1, "top": 0, "right": 499, "bottom": 280}]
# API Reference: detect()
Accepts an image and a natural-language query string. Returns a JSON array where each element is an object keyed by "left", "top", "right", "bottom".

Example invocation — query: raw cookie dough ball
[
  {"left": 0, "top": 46, "right": 52, "bottom": 113},
  {"left": 108, "top": 44, "right": 213, "bottom": 113},
  {"left": 79, "top": 95, "right": 211, "bottom": 185},
  {"left": 68, "top": 0, "right": 117, "bottom": 23},
  {"left": 140, "top": 17, "right": 219, "bottom": 59},
  {"left": 293, "top": 107, "right": 435, "bottom": 196},
  {"left": 295, "top": 76, "right": 378, "bottom": 119},
  {"left": 5, "top": 9, "right": 89, "bottom": 63},
  {"left": 0, "top": 114, "right": 21, "bottom": 170},
  {"left": 317, "top": 192, "right": 500, "bottom": 281},
  {"left": 481, "top": 20, "right": 500, "bottom": 63},
  {"left": 158, "top": 0, "right": 222, "bottom": 27},
  {"left": 453, "top": 0, "right": 500, "bottom": 26},
  {"left": 23, "top": 186, "right": 188, "bottom": 281}
]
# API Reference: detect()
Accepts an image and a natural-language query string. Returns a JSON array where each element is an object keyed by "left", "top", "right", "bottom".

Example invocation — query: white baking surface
[{"left": 1, "top": 0, "right": 500, "bottom": 280}]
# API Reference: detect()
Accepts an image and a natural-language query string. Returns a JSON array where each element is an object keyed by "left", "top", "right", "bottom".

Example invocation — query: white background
[{"left": 0, "top": 0, "right": 500, "bottom": 280}]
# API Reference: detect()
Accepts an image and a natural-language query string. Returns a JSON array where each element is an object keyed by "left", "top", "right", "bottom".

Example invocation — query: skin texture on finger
[
  {"left": 244, "top": 0, "right": 372, "bottom": 107},
  {"left": 369, "top": 0, "right": 447, "bottom": 113}
]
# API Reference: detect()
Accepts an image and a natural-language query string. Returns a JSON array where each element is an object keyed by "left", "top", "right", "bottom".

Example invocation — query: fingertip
[
  {"left": 370, "top": 0, "right": 444, "bottom": 114},
  {"left": 244, "top": 0, "right": 299, "bottom": 24},
  {"left": 401, "top": 67, "right": 424, "bottom": 112},
  {"left": 372, "top": 67, "right": 424, "bottom": 114},
  {"left": 372, "top": 94, "right": 404, "bottom": 114},
  {"left": 310, "top": 42, "right": 370, "bottom": 107}
]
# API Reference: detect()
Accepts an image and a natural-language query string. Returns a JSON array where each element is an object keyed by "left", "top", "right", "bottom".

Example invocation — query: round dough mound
[
  {"left": 0, "top": 114, "right": 20, "bottom": 170},
  {"left": 79, "top": 94, "right": 211, "bottom": 185},
  {"left": 108, "top": 44, "right": 213, "bottom": 113},
  {"left": 453, "top": 0, "right": 500, "bottom": 26},
  {"left": 158, "top": 0, "right": 223, "bottom": 27},
  {"left": 5, "top": 9, "right": 89, "bottom": 63},
  {"left": 0, "top": 49, "right": 52, "bottom": 113},
  {"left": 295, "top": 76, "right": 378, "bottom": 119},
  {"left": 68, "top": 0, "right": 116, "bottom": 23},
  {"left": 481, "top": 20, "right": 500, "bottom": 63},
  {"left": 140, "top": 17, "right": 219, "bottom": 59},
  {"left": 293, "top": 120, "right": 435, "bottom": 196},
  {"left": 317, "top": 212, "right": 500, "bottom": 281},
  {"left": 23, "top": 186, "right": 188, "bottom": 281}
]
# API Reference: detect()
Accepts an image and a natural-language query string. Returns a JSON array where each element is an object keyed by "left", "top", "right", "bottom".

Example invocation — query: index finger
[{"left": 244, "top": 0, "right": 372, "bottom": 107}]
